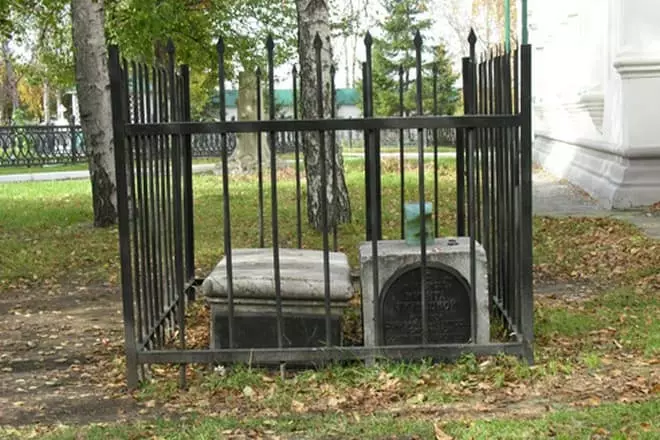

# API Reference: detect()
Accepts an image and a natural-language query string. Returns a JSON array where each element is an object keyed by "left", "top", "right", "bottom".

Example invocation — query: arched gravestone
[{"left": 379, "top": 263, "right": 472, "bottom": 345}]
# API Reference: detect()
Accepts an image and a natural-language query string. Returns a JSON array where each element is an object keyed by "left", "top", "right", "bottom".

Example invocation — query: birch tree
[
  {"left": 296, "top": 0, "right": 351, "bottom": 231},
  {"left": 72, "top": 0, "right": 116, "bottom": 227}
]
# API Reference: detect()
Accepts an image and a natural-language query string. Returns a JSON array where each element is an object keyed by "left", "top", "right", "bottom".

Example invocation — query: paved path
[
  {"left": 533, "top": 169, "right": 660, "bottom": 240},
  {"left": 0, "top": 164, "right": 216, "bottom": 183}
]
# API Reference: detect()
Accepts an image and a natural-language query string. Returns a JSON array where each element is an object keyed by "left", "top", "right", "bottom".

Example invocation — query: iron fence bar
[
  {"left": 491, "top": 296, "right": 522, "bottom": 341},
  {"left": 160, "top": 66, "right": 176, "bottom": 340},
  {"left": 487, "top": 50, "right": 496, "bottom": 316},
  {"left": 132, "top": 62, "right": 149, "bottom": 344},
  {"left": 137, "top": 342, "right": 527, "bottom": 365},
  {"left": 362, "top": 62, "right": 370, "bottom": 242},
  {"left": 432, "top": 62, "right": 439, "bottom": 238},
  {"left": 513, "top": 48, "right": 522, "bottom": 333},
  {"left": 464, "top": 52, "right": 478, "bottom": 345},
  {"left": 330, "top": 64, "right": 338, "bottom": 253},
  {"left": 256, "top": 67, "right": 265, "bottom": 248},
  {"left": 145, "top": 66, "right": 164, "bottom": 340},
  {"left": 504, "top": 49, "right": 515, "bottom": 330},
  {"left": 109, "top": 45, "right": 139, "bottom": 390},
  {"left": 495, "top": 51, "right": 505, "bottom": 316},
  {"left": 124, "top": 60, "right": 143, "bottom": 347},
  {"left": 478, "top": 54, "right": 492, "bottom": 318},
  {"left": 139, "top": 63, "right": 159, "bottom": 348},
  {"left": 182, "top": 65, "right": 195, "bottom": 284},
  {"left": 312, "top": 35, "right": 332, "bottom": 349},
  {"left": 413, "top": 31, "right": 428, "bottom": 346},
  {"left": 124, "top": 115, "right": 520, "bottom": 136},
  {"left": 138, "top": 277, "right": 197, "bottom": 351},
  {"left": 519, "top": 44, "right": 534, "bottom": 363},
  {"left": 168, "top": 42, "right": 187, "bottom": 388},
  {"left": 267, "top": 36, "right": 285, "bottom": 354},
  {"left": 398, "top": 65, "right": 405, "bottom": 240},
  {"left": 292, "top": 65, "right": 302, "bottom": 249},
  {"left": 217, "top": 38, "right": 235, "bottom": 350}
]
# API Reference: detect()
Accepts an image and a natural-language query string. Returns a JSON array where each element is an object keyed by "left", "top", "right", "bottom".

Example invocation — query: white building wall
[{"left": 530, "top": 0, "right": 660, "bottom": 208}]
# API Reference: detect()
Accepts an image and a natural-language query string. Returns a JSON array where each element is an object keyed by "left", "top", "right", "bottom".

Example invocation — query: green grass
[
  {"left": 535, "top": 288, "right": 660, "bottom": 357},
  {"left": 10, "top": 398, "right": 656, "bottom": 439},
  {"left": 0, "top": 157, "right": 458, "bottom": 287}
]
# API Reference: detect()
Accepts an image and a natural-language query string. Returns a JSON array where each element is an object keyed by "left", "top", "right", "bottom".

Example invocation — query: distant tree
[{"left": 361, "top": 0, "right": 459, "bottom": 117}]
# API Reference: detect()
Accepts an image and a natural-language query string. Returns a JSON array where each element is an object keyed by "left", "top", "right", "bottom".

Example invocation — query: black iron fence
[
  {"left": 0, "top": 125, "right": 296, "bottom": 167},
  {"left": 110, "top": 30, "right": 533, "bottom": 389}
]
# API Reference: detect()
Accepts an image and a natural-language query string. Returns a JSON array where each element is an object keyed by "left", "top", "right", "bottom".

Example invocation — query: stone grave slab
[
  {"left": 201, "top": 248, "right": 353, "bottom": 351},
  {"left": 359, "top": 238, "right": 490, "bottom": 347}
]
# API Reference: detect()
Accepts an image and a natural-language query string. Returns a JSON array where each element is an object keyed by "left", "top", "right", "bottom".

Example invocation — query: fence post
[
  {"left": 108, "top": 45, "right": 139, "bottom": 390},
  {"left": 519, "top": 44, "right": 534, "bottom": 364}
]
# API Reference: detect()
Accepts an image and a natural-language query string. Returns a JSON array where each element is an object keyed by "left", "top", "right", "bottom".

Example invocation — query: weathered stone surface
[
  {"left": 202, "top": 248, "right": 353, "bottom": 351},
  {"left": 359, "top": 238, "right": 490, "bottom": 347},
  {"left": 201, "top": 248, "right": 353, "bottom": 301}
]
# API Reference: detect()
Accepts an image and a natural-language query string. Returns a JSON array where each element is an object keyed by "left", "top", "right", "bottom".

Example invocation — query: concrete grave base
[
  {"left": 359, "top": 238, "right": 490, "bottom": 348},
  {"left": 201, "top": 248, "right": 353, "bottom": 352}
]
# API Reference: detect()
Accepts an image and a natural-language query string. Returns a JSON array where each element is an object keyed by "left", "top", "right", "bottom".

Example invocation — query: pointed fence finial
[
  {"left": 292, "top": 64, "right": 297, "bottom": 76},
  {"left": 413, "top": 29, "right": 423, "bottom": 48},
  {"left": 266, "top": 34, "right": 274, "bottom": 50},
  {"left": 255, "top": 66, "right": 262, "bottom": 77},
  {"left": 468, "top": 28, "right": 477, "bottom": 45},
  {"left": 330, "top": 64, "right": 336, "bottom": 76},
  {"left": 313, "top": 33, "right": 323, "bottom": 49},
  {"left": 432, "top": 61, "right": 438, "bottom": 74},
  {"left": 399, "top": 64, "right": 404, "bottom": 76},
  {"left": 216, "top": 37, "right": 224, "bottom": 54},
  {"left": 364, "top": 31, "right": 373, "bottom": 47},
  {"left": 166, "top": 38, "right": 175, "bottom": 53}
]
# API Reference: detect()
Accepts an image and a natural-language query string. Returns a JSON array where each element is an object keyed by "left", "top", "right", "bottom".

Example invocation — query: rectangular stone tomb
[
  {"left": 359, "top": 238, "right": 489, "bottom": 348},
  {"left": 201, "top": 248, "right": 354, "bottom": 351}
]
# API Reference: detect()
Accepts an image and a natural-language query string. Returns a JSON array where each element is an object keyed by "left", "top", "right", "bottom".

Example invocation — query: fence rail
[{"left": 110, "top": 30, "right": 533, "bottom": 390}]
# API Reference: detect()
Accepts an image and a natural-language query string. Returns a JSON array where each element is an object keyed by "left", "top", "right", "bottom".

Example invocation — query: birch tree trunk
[
  {"left": 296, "top": 0, "right": 351, "bottom": 231},
  {"left": 1, "top": 40, "right": 13, "bottom": 124},
  {"left": 72, "top": 0, "right": 117, "bottom": 227}
]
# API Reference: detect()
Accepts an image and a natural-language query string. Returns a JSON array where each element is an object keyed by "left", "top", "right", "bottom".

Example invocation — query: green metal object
[
  {"left": 522, "top": 0, "right": 528, "bottom": 44},
  {"left": 505, "top": 0, "right": 511, "bottom": 52},
  {"left": 404, "top": 202, "right": 434, "bottom": 246}
]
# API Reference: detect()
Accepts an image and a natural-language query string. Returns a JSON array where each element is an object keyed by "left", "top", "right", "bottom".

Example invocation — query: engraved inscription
[{"left": 380, "top": 264, "right": 471, "bottom": 345}]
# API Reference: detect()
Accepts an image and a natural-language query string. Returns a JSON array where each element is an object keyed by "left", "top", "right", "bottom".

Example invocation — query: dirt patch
[{"left": 0, "top": 284, "right": 140, "bottom": 427}]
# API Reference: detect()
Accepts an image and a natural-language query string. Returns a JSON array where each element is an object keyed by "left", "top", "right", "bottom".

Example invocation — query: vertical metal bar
[
  {"left": 364, "top": 33, "right": 381, "bottom": 347},
  {"left": 414, "top": 31, "right": 428, "bottom": 345},
  {"left": 432, "top": 61, "right": 439, "bottom": 238},
  {"left": 132, "top": 62, "right": 149, "bottom": 346},
  {"left": 504, "top": 48, "right": 515, "bottom": 329},
  {"left": 513, "top": 48, "right": 522, "bottom": 332},
  {"left": 292, "top": 65, "right": 302, "bottom": 249},
  {"left": 144, "top": 65, "right": 163, "bottom": 338},
  {"left": 488, "top": 50, "right": 498, "bottom": 317},
  {"left": 520, "top": 44, "right": 534, "bottom": 362},
  {"left": 313, "top": 35, "right": 332, "bottom": 347},
  {"left": 109, "top": 45, "right": 138, "bottom": 389},
  {"left": 181, "top": 66, "right": 195, "bottom": 284},
  {"left": 479, "top": 53, "right": 492, "bottom": 315},
  {"left": 125, "top": 60, "right": 143, "bottom": 348},
  {"left": 256, "top": 67, "right": 265, "bottom": 248},
  {"left": 139, "top": 63, "right": 159, "bottom": 348},
  {"left": 464, "top": 55, "right": 477, "bottom": 344},
  {"left": 362, "top": 61, "right": 372, "bottom": 242},
  {"left": 166, "top": 41, "right": 186, "bottom": 387},
  {"left": 217, "top": 38, "right": 235, "bottom": 349},
  {"left": 267, "top": 36, "right": 285, "bottom": 352},
  {"left": 399, "top": 65, "right": 405, "bottom": 240},
  {"left": 160, "top": 67, "right": 175, "bottom": 330},
  {"left": 330, "top": 63, "right": 338, "bottom": 252},
  {"left": 467, "top": 29, "right": 479, "bottom": 343}
]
